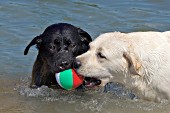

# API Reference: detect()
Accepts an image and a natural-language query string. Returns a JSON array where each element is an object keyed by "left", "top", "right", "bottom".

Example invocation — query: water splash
[{"left": 15, "top": 76, "right": 169, "bottom": 113}]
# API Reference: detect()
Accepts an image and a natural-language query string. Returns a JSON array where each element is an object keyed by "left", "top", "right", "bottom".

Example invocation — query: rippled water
[{"left": 1, "top": 0, "right": 170, "bottom": 113}]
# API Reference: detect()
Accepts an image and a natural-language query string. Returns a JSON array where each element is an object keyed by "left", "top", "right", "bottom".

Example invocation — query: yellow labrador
[{"left": 76, "top": 31, "right": 170, "bottom": 102}]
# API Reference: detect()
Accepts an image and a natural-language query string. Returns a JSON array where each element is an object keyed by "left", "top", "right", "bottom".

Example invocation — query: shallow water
[{"left": 1, "top": 0, "right": 170, "bottom": 113}]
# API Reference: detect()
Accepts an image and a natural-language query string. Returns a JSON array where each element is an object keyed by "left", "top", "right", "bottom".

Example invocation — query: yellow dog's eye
[{"left": 97, "top": 52, "right": 107, "bottom": 59}]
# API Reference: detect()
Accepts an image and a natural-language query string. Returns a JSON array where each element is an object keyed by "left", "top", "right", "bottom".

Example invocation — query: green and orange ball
[{"left": 55, "top": 69, "right": 84, "bottom": 90}]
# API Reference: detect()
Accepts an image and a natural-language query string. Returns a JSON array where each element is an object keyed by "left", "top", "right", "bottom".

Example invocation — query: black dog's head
[{"left": 24, "top": 23, "right": 92, "bottom": 73}]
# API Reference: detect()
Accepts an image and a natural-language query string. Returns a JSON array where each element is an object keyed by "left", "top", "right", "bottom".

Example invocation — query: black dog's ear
[
  {"left": 77, "top": 28, "right": 92, "bottom": 45},
  {"left": 24, "top": 35, "right": 42, "bottom": 55}
]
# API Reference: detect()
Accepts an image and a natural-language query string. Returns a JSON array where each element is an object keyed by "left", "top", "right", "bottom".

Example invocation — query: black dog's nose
[
  {"left": 57, "top": 61, "right": 71, "bottom": 70},
  {"left": 60, "top": 61, "right": 69, "bottom": 67}
]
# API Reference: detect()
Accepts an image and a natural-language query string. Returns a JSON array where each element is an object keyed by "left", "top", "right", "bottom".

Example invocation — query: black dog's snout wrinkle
[{"left": 63, "top": 45, "right": 68, "bottom": 51}]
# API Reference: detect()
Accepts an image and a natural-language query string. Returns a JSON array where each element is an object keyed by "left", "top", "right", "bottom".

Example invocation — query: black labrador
[{"left": 24, "top": 23, "right": 92, "bottom": 88}]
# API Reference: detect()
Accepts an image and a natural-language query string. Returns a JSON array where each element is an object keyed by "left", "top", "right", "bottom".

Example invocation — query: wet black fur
[{"left": 24, "top": 23, "right": 92, "bottom": 88}]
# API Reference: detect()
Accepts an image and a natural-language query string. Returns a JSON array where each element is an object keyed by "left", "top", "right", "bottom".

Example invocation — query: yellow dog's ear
[{"left": 123, "top": 52, "right": 142, "bottom": 76}]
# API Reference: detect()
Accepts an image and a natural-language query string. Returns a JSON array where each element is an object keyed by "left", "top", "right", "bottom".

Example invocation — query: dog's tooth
[{"left": 59, "top": 66, "right": 63, "bottom": 69}]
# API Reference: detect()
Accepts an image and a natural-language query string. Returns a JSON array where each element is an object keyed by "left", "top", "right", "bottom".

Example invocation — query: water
[{"left": 0, "top": 0, "right": 170, "bottom": 113}]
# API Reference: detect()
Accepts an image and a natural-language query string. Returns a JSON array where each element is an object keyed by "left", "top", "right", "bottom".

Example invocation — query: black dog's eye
[
  {"left": 49, "top": 44, "right": 56, "bottom": 50},
  {"left": 97, "top": 52, "right": 107, "bottom": 59},
  {"left": 70, "top": 44, "right": 76, "bottom": 48}
]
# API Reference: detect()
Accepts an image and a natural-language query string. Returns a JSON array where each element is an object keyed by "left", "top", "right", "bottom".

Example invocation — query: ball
[{"left": 55, "top": 69, "right": 84, "bottom": 90}]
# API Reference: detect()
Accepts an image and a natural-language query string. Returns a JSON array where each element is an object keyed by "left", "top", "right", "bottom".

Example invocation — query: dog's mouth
[
  {"left": 53, "top": 65, "right": 71, "bottom": 73},
  {"left": 58, "top": 65, "right": 70, "bottom": 71},
  {"left": 74, "top": 70, "right": 102, "bottom": 88},
  {"left": 55, "top": 67, "right": 102, "bottom": 88},
  {"left": 83, "top": 77, "right": 101, "bottom": 88}
]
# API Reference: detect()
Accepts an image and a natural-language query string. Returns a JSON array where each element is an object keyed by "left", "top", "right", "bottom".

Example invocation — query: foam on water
[{"left": 14, "top": 76, "right": 169, "bottom": 113}]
